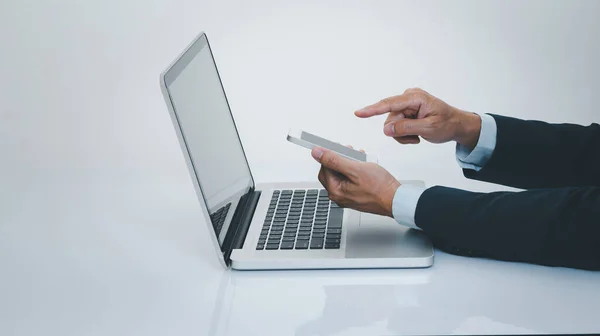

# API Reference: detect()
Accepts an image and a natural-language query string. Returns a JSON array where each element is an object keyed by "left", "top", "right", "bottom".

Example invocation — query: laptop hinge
[{"left": 223, "top": 189, "right": 262, "bottom": 266}]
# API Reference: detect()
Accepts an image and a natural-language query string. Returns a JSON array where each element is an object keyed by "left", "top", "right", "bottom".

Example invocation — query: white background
[
  {"left": 2, "top": 0, "right": 599, "bottom": 189},
  {"left": 1, "top": 1, "right": 600, "bottom": 335}
]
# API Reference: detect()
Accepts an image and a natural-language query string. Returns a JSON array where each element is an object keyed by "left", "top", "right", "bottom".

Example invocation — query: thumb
[
  {"left": 311, "top": 147, "right": 358, "bottom": 177},
  {"left": 384, "top": 118, "right": 433, "bottom": 137}
]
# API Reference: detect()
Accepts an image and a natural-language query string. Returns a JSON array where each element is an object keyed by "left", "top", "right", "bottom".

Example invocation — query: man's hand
[
  {"left": 311, "top": 147, "right": 400, "bottom": 217},
  {"left": 355, "top": 88, "right": 482, "bottom": 150}
]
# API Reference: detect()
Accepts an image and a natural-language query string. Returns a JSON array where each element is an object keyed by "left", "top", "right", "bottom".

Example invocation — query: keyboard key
[
  {"left": 258, "top": 239, "right": 266, "bottom": 245},
  {"left": 256, "top": 243, "right": 265, "bottom": 250},
  {"left": 299, "top": 227, "right": 312, "bottom": 232},
  {"left": 312, "top": 233, "right": 325, "bottom": 238},
  {"left": 282, "top": 237, "right": 295, "bottom": 242},
  {"left": 325, "top": 243, "right": 340, "bottom": 249},
  {"left": 313, "top": 228, "right": 325, "bottom": 234},
  {"left": 281, "top": 242, "right": 294, "bottom": 250},
  {"left": 295, "top": 240, "right": 309, "bottom": 249},
  {"left": 266, "top": 244, "right": 280, "bottom": 250},
  {"left": 283, "top": 232, "right": 296, "bottom": 237},
  {"left": 328, "top": 208, "right": 343, "bottom": 226},
  {"left": 313, "top": 224, "right": 326, "bottom": 229},
  {"left": 327, "top": 228, "right": 342, "bottom": 234},
  {"left": 310, "top": 239, "right": 324, "bottom": 249},
  {"left": 325, "top": 238, "right": 340, "bottom": 244}
]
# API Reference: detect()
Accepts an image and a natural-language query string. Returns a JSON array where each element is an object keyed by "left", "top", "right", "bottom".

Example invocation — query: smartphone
[{"left": 286, "top": 128, "right": 377, "bottom": 162}]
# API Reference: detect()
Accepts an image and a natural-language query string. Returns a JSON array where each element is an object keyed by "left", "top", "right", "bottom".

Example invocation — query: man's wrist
[
  {"left": 381, "top": 180, "right": 402, "bottom": 218},
  {"left": 391, "top": 184, "right": 426, "bottom": 230},
  {"left": 453, "top": 110, "right": 482, "bottom": 151}
]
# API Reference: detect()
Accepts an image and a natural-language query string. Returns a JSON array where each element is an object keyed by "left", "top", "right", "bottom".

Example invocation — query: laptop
[{"left": 159, "top": 32, "right": 434, "bottom": 270}]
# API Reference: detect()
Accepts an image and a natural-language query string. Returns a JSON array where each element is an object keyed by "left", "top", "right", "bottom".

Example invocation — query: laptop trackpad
[{"left": 345, "top": 213, "right": 432, "bottom": 259}]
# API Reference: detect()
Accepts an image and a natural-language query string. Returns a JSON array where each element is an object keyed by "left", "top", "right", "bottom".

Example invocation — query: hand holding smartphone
[{"left": 286, "top": 129, "right": 377, "bottom": 163}]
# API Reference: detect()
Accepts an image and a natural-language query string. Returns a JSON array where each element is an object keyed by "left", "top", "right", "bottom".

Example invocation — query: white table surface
[{"left": 2, "top": 173, "right": 599, "bottom": 336}]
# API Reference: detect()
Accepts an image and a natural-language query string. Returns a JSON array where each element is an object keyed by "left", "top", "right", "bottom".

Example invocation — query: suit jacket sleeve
[
  {"left": 415, "top": 186, "right": 600, "bottom": 270},
  {"left": 464, "top": 114, "right": 600, "bottom": 188}
]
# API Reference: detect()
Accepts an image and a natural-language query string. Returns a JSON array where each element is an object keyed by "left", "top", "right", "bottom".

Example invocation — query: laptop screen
[{"left": 163, "top": 34, "right": 254, "bottom": 245}]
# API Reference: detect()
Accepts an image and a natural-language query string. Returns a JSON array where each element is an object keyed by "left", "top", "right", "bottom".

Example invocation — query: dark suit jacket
[{"left": 415, "top": 114, "right": 600, "bottom": 270}]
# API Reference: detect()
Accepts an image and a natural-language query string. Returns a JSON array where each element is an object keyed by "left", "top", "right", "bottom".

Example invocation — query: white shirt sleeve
[
  {"left": 391, "top": 113, "right": 498, "bottom": 229},
  {"left": 391, "top": 184, "right": 426, "bottom": 230},
  {"left": 456, "top": 113, "right": 498, "bottom": 171}
]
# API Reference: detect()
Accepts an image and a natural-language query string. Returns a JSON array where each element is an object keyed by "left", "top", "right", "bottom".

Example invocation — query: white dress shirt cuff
[
  {"left": 456, "top": 113, "right": 498, "bottom": 171},
  {"left": 391, "top": 184, "right": 426, "bottom": 230}
]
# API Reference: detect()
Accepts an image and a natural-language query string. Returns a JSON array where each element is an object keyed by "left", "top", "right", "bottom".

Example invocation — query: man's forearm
[
  {"left": 415, "top": 185, "right": 600, "bottom": 271},
  {"left": 464, "top": 115, "right": 600, "bottom": 189}
]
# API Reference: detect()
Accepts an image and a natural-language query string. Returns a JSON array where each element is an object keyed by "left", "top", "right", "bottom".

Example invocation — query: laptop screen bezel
[{"left": 161, "top": 32, "right": 256, "bottom": 254}]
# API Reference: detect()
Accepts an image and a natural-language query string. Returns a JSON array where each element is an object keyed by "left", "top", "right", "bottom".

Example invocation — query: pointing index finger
[{"left": 354, "top": 94, "right": 423, "bottom": 118}]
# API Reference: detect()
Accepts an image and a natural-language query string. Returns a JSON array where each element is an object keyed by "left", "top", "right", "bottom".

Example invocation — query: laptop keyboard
[
  {"left": 256, "top": 189, "right": 343, "bottom": 250},
  {"left": 209, "top": 202, "right": 231, "bottom": 236}
]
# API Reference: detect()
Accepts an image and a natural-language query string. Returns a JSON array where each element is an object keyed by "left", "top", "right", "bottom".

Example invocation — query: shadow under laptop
[{"left": 208, "top": 252, "right": 600, "bottom": 336}]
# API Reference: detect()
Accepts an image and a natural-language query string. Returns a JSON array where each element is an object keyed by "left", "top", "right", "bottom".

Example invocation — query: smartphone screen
[{"left": 300, "top": 131, "right": 367, "bottom": 161}]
